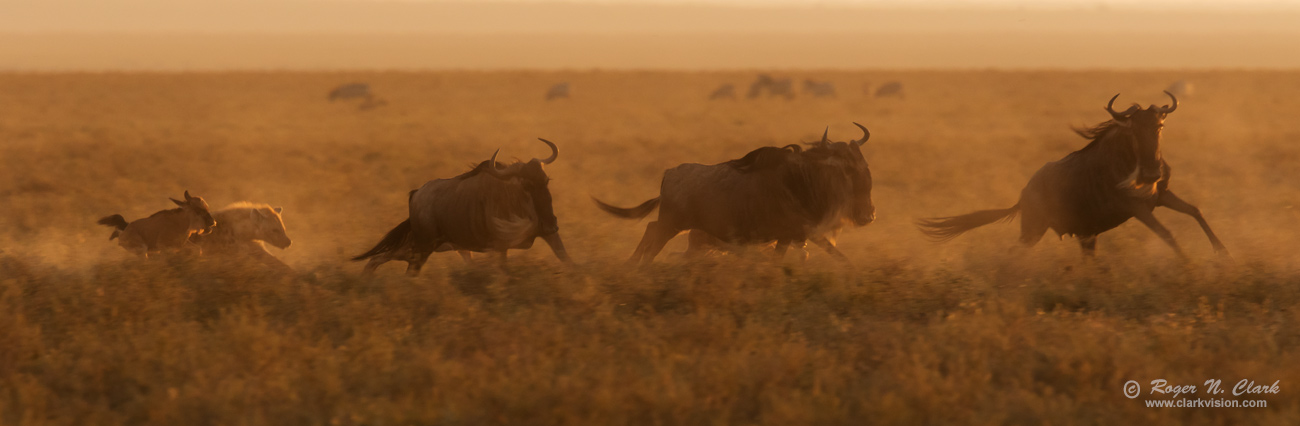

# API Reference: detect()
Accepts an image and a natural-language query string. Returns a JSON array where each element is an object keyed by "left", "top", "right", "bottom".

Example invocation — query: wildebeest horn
[
  {"left": 821, "top": 127, "right": 830, "bottom": 144},
  {"left": 1159, "top": 90, "right": 1178, "bottom": 114},
  {"left": 184, "top": 190, "right": 192, "bottom": 201},
  {"left": 1105, "top": 93, "right": 1138, "bottom": 121},
  {"left": 484, "top": 148, "right": 513, "bottom": 179},
  {"left": 537, "top": 138, "right": 558, "bottom": 164},
  {"left": 852, "top": 122, "right": 871, "bottom": 146}
]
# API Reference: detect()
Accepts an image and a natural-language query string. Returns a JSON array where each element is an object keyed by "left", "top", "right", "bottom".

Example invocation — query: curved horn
[
  {"left": 184, "top": 190, "right": 192, "bottom": 201},
  {"left": 483, "top": 148, "right": 512, "bottom": 179},
  {"left": 536, "top": 138, "right": 559, "bottom": 164},
  {"left": 821, "top": 127, "right": 830, "bottom": 144},
  {"left": 1160, "top": 90, "right": 1178, "bottom": 114},
  {"left": 1105, "top": 93, "right": 1137, "bottom": 121},
  {"left": 851, "top": 122, "right": 871, "bottom": 146}
]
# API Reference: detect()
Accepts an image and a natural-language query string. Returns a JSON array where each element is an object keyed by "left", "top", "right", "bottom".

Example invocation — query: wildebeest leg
[
  {"left": 1156, "top": 190, "right": 1230, "bottom": 255},
  {"left": 684, "top": 231, "right": 718, "bottom": 257},
  {"left": 1077, "top": 235, "right": 1098, "bottom": 258},
  {"left": 457, "top": 251, "right": 473, "bottom": 263},
  {"left": 1132, "top": 210, "right": 1186, "bottom": 257},
  {"left": 809, "top": 236, "right": 849, "bottom": 262},
  {"left": 405, "top": 249, "right": 434, "bottom": 277},
  {"left": 631, "top": 221, "right": 680, "bottom": 266},
  {"left": 772, "top": 240, "right": 791, "bottom": 262},
  {"left": 541, "top": 233, "right": 573, "bottom": 264}
]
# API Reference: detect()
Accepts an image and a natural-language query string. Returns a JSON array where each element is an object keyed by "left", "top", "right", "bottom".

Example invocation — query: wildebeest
[
  {"left": 747, "top": 74, "right": 795, "bottom": 99},
  {"left": 353, "top": 139, "right": 572, "bottom": 275},
  {"left": 803, "top": 79, "right": 837, "bottom": 98},
  {"left": 917, "top": 92, "right": 1229, "bottom": 257},
  {"left": 546, "top": 83, "right": 570, "bottom": 100},
  {"left": 97, "top": 191, "right": 217, "bottom": 258},
  {"left": 709, "top": 84, "right": 737, "bottom": 100},
  {"left": 328, "top": 83, "right": 386, "bottom": 110},
  {"left": 328, "top": 83, "right": 371, "bottom": 101},
  {"left": 191, "top": 202, "right": 293, "bottom": 271},
  {"left": 874, "top": 81, "right": 904, "bottom": 98},
  {"left": 1166, "top": 79, "right": 1194, "bottom": 98},
  {"left": 593, "top": 124, "right": 875, "bottom": 265}
]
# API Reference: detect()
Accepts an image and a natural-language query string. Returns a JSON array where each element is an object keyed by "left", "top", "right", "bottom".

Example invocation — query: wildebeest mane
[{"left": 724, "top": 144, "right": 802, "bottom": 172}]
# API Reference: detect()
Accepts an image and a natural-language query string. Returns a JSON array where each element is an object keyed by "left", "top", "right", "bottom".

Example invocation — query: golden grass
[{"left": 1, "top": 71, "right": 1298, "bottom": 424}]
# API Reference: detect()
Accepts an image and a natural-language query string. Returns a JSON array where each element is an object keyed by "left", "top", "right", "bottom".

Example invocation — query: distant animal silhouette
[
  {"left": 803, "top": 80, "right": 837, "bottom": 98},
  {"left": 874, "top": 82, "right": 904, "bottom": 98},
  {"left": 918, "top": 92, "right": 1229, "bottom": 258},
  {"left": 747, "top": 74, "right": 795, "bottom": 99},
  {"left": 97, "top": 191, "right": 216, "bottom": 258},
  {"left": 709, "top": 84, "right": 737, "bottom": 100},
  {"left": 546, "top": 83, "right": 570, "bottom": 100},
  {"left": 328, "top": 83, "right": 386, "bottom": 110}
]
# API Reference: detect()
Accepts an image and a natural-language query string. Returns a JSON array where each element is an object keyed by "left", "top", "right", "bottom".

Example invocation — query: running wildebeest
[
  {"left": 546, "top": 83, "right": 570, "bottom": 100},
  {"left": 747, "top": 74, "right": 795, "bottom": 99},
  {"left": 353, "top": 139, "right": 572, "bottom": 275},
  {"left": 874, "top": 81, "right": 904, "bottom": 98},
  {"left": 191, "top": 202, "right": 293, "bottom": 271},
  {"left": 803, "top": 79, "right": 837, "bottom": 98},
  {"left": 917, "top": 92, "right": 1229, "bottom": 258},
  {"left": 97, "top": 191, "right": 217, "bottom": 258},
  {"left": 709, "top": 84, "right": 737, "bottom": 100},
  {"left": 594, "top": 124, "right": 875, "bottom": 265}
]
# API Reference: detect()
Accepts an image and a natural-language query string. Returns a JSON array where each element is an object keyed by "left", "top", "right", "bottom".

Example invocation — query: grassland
[{"left": 1, "top": 71, "right": 1298, "bottom": 424}]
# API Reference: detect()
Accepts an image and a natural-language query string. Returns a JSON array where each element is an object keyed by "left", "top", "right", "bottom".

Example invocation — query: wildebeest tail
[
  {"left": 916, "top": 204, "right": 1020, "bottom": 242},
  {"left": 352, "top": 219, "right": 412, "bottom": 261},
  {"left": 97, "top": 214, "right": 129, "bottom": 240},
  {"left": 592, "top": 197, "right": 660, "bottom": 220}
]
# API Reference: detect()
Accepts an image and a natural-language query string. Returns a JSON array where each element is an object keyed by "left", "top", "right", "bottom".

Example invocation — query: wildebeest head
[
  {"left": 482, "top": 138, "right": 561, "bottom": 235},
  {"left": 1106, "top": 91, "right": 1177, "bottom": 185},
  {"left": 805, "top": 123, "right": 875, "bottom": 226},
  {"left": 171, "top": 191, "right": 216, "bottom": 234}
]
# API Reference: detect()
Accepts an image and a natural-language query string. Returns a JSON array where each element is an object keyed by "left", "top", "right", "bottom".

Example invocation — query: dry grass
[{"left": 1, "top": 71, "right": 1298, "bottom": 424}]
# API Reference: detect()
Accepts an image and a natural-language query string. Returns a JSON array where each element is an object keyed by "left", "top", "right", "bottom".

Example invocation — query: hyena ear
[
  {"left": 171, "top": 198, "right": 186, "bottom": 206},
  {"left": 273, "top": 207, "right": 283, "bottom": 214}
]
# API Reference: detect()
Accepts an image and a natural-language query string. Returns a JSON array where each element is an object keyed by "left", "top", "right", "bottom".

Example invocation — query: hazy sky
[{"left": 4, "top": 0, "right": 1299, "bottom": 70}]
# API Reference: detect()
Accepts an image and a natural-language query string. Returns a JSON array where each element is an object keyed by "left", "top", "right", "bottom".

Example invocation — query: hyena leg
[{"left": 809, "top": 236, "right": 849, "bottom": 262}]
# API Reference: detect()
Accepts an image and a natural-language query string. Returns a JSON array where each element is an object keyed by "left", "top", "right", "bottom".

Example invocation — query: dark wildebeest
[
  {"left": 546, "top": 83, "right": 570, "bottom": 100},
  {"left": 329, "top": 83, "right": 371, "bottom": 101},
  {"left": 709, "top": 84, "right": 737, "bottom": 100},
  {"left": 747, "top": 74, "right": 795, "bottom": 99},
  {"left": 803, "top": 79, "right": 836, "bottom": 98},
  {"left": 353, "top": 139, "right": 572, "bottom": 275},
  {"left": 594, "top": 124, "right": 875, "bottom": 265},
  {"left": 874, "top": 81, "right": 903, "bottom": 98},
  {"left": 917, "top": 92, "right": 1228, "bottom": 257},
  {"left": 328, "top": 83, "right": 386, "bottom": 110}
]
